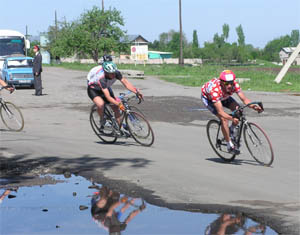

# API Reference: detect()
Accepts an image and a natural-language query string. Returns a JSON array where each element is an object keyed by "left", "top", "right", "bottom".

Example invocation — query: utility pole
[
  {"left": 102, "top": 0, "right": 104, "bottom": 11},
  {"left": 179, "top": 0, "right": 184, "bottom": 66},
  {"left": 25, "top": 25, "right": 29, "bottom": 56},
  {"left": 55, "top": 10, "right": 58, "bottom": 40}
]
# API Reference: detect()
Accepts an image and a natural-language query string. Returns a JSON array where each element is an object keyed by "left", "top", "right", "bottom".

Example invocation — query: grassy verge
[{"left": 47, "top": 62, "right": 300, "bottom": 92}]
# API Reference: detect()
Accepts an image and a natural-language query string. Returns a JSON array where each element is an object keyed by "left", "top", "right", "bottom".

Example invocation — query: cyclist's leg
[
  {"left": 202, "top": 95, "right": 229, "bottom": 140},
  {"left": 222, "top": 97, "right": 240, "bottom": 153},
  {"left": 219, "top": 97, "right": 238, "bottom": 141},
  {"left": 88, "top": 86, "right": 106, "bottom": 124},
  {"left": 107, "top": 88, "right": 123, "bottom": 126},
  {"left": 223, "top": 96, "right": 240, "bottom": 137}
]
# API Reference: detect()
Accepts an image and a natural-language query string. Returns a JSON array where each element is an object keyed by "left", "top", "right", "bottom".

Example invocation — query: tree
[
  {"left": 158, "top": 31, "right": 173, "bottom": 51},
  {"left": 192, "top": 30, "right": 199, "bottom": 48},
  {"left": 222, "top": 23, "right": 230, "bottom": 42},
  {"left": 290, "top": 29, "right": 300, "bottom": 47},
  {"left": 78, "top": 6, "right": 125, "bottom": 62},
  {"left": 213, "top": 33, "right": 225, "bottom": 48},
  {"left": 263, "top": 35, "right": 291, "bottom": 61},
  {"left": 148, "top": 40, "right": 160, "bottom": 51},
  {"left": 47, "top": 20, "right": 77, "bottom": 58},
  {"left": 47, "top": 6, "right": 125, "bottom": 63},
  {"left": 201, "top": 41, "right": 218, "bottom": 61},
  {"left": 236, "top": 24, "right": 245, "bottom": 46}
]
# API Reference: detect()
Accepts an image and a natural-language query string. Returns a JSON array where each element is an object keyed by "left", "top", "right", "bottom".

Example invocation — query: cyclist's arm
[
  {"left": 120, "top": 77, "right": 139, "bottom": 94},
  {"left": 237, "top": 91, "right": 262, "bottom": 112},
  {"left": 237, "top": 91, "right": 251, "bottom": 105},
  {"left": 102, "top": 88, "right": 119, "bottom": 106},
  {"left": 214, "top": 101, "right": 236, "bottom": 121},
  {"left": 0, "top": 79, "right": 14, "bottom": 92},
  {"left": 0, "top": 78, "right": 7, "bottom": 87}
]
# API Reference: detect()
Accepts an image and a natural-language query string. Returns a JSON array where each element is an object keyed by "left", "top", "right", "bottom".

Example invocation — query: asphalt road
[{"left": 1, "top": 67, "right": 299, "bottom": 234}]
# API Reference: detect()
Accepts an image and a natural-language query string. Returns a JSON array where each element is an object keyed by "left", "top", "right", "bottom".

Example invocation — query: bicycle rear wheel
[
  {"left": 206, "top": 119, "right": 236, "bottom": 162},
  {"left": 0, "top": 102, "right": 24, "bottom": 131},
  {"left": 89, "top": 105, "right": 117, "bottom": 144},
  {"left": 243, "top": 122, "right": 274, "bottom": 166},
  {"left": 125, "top": 111, "right": 154, "bottom": 147}
]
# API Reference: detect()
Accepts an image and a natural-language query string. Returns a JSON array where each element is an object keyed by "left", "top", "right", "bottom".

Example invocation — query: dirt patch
[{"left": 70, "top": 95, "right": 300, "bottom": 124}]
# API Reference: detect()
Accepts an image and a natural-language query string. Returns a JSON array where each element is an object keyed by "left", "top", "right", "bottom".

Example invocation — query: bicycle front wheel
[
  {"left": 125, "top": 111, "right": 154, "bottom": 147},
  {"left": 129, "top": 105, "right": 146, "bottom": 117},
  {"left": 206, "top": 119, "right": 236, "bottom": 162},
  {"left": 0, "top": 102, "right": 24, "bottom": 131},
  {"left": 243, "top": 122, "right": 274, "bottom": 166},
  {"left": 89, "top": 105, "right": 117, "bottom": 144}
]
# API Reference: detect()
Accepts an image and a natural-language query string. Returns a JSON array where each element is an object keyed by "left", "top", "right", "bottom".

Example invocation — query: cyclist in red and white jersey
[
  {"left": 201, "top": 70, "right": 262, "bottom": 154},
  {"left": 87, "top": 55, "right": 143, "bottom": 131}
]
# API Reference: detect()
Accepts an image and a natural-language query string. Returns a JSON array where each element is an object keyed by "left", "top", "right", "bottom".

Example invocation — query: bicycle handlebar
[
  {"left": 231, "top": 101, "right": 264, "bottom": 118},
  {"left": 0, "top": 85, "right": 15, "bottom": 93},
  {"left": 119, "top": 91, "right": 143, "bottom": 104}
]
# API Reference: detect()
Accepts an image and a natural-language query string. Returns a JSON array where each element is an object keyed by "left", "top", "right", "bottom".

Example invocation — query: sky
[{"left": 1, "top": 0, "right": 299, "bottom": 48}]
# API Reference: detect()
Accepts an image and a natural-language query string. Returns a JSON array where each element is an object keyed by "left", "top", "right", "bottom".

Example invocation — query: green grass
[{"left": 47, "top": 62, "right": 300, "bottom": 92}]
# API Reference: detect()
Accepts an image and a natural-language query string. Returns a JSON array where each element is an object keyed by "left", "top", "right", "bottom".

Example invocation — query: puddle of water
[{"left": 0, "top": 175, "right": 277, "bottom": 234}]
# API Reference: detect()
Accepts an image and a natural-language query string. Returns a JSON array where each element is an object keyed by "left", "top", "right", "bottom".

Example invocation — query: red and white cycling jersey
[{"left": 201, "top": 78, "right": 241, "bottom": 102}]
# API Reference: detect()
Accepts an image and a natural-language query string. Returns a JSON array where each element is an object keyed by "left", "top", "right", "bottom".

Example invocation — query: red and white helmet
[{"left": 219, "top": 70, "right": 236, "bottom": 82}]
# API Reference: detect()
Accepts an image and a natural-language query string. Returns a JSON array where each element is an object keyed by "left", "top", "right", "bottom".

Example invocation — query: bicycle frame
[
  {"left": 232, "top": 101, "right": 264, "bottom": 146},
  {"left": 104, "top": 92, "right": 137, "bottom": 133},
  {"left": 214, "top": 117, "right": 246, "bottom": 150}
]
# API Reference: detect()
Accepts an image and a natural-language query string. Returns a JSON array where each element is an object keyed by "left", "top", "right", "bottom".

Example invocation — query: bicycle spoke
[{"left": 243, "top": 122, "right": 274, "bottom": 166}]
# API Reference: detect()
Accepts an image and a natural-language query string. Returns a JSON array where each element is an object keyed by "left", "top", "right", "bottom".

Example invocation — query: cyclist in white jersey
[{"left": 87, "top": 55, "right": 143, "bottom": 131}]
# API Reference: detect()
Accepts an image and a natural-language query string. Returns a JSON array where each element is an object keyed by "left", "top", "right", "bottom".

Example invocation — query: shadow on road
[
  {"left": 206, "top": 157, "right": 266, "bottom": 167},
  {"left": 95, "top": 141, "right": 140, "bottom": 147},
  {"left": 0, "top": 149, "right": 152, "bottom": 180}
]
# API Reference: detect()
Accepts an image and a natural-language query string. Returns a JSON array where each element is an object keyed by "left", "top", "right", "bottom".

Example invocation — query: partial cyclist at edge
[
  {"left": 87, "top": 55, "right": 143, "bottom": 135},
  {"left": 201, "top": 70, "right": 262, "bottom": 155},
  {"left": 0, "top": 76, "right": 14, "bottom": 93}
]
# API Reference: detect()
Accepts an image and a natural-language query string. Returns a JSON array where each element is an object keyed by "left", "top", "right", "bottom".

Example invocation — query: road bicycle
[
  {"left": 90, "top": 92, "right": 154, "bottom": 146},
  {"left": 0, "top": 86, "right": 24, "bottom": 131},
  {"left": 206, "top": 102, "right": 274, "bottom": 166}
]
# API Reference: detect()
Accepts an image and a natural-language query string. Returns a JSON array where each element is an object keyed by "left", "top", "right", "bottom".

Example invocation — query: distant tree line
[
  {"left": 149, "top": 25, "right": 299, "bottom": 63},
  {"left": 45, "top": 6, "right": 299, "bottom": 63}
]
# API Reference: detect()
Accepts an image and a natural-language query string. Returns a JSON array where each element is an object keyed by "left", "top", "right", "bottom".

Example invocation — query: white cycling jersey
[{"left": 87, "top": 65, "right": 122, "bottom": 89}]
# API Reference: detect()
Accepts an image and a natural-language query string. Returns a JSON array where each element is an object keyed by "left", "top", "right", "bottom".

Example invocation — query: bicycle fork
[{"left": 2, "top": 103, "right": 14, "bottom": 119}]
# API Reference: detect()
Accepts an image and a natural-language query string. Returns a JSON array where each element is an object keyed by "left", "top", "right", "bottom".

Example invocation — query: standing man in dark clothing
[{"left": 33, "top": 45, "right": 43, "bottom": 96}]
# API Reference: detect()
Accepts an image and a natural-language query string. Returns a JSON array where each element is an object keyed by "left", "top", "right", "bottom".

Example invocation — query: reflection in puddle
[{"left": 0, "top": 175, "right": 276, "bottom": 234}]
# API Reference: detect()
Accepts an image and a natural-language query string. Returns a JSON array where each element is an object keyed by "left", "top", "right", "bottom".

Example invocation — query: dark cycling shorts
[
  {"left": 87, "top": 86, "right": 115, "bottom": 103},
  {"left": 201, "top": 96, "right": 238, "bottom": 115}
]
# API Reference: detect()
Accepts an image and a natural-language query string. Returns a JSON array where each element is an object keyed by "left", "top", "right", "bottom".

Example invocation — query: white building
[{"left": 279, "top": 47, "right": 300, "bottom": 65}]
